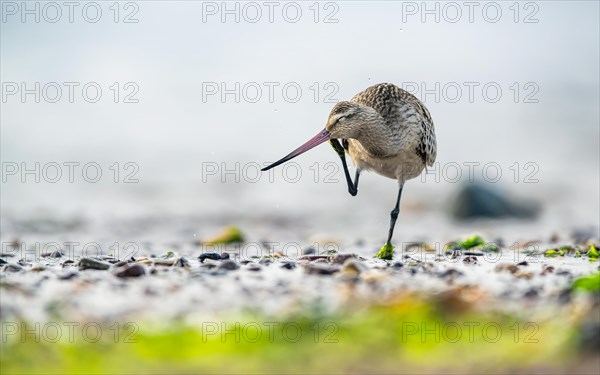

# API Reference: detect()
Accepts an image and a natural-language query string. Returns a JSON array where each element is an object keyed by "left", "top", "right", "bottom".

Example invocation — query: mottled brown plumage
[
  {"left": 325, "top": 82, "right": 436, "bottom": 184},
  {"left": 261, "top": 82, "right": 437, "bottom": 259}
]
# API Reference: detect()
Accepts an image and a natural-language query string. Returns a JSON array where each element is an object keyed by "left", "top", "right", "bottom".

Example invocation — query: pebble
[
  {"left": 495, "top": 263, "right": 519, "bottom": 274},
  {"left": 391, "top": 261, "right": 404, "bottom": 269},
  {"left": 199, "top": 253, "right": 221, "bottom": 263},
  {"left": 175, "top": 257, "right": 190, "bottom": 268},
  {"left": 0, "top": 258, "right": 7, "bottom": 265},
  {"left": 463, "top": 256, "right": 478, "bottom": 264},
  {"left": 220, "top": 253, "right": 231, "bottom": 260},
  {"left": 341, "top": 259, "right": 367, "bottom": 276},
  {"left": 246, "top": 263, "right": 262, "bottom": 272},
  {"left": 331, "top": 253, "right": 357, "bottom": 264},
  {"left": 114, "top": 264, "right": 146, "bottom": 278},
  {"left": 41, "top": 251, "right": 64, "bottom": 258},
  {"left": 78, "top": 257, "right": 110, "bottom": 270},
  {"left": 2, "top": 264, "right": 23, "bottom": 272},
  {"left": 281, "top": 262, "right": 296, "bottom": 270},
  {"left": 58, "top": 271, "right": 79, "bottom": 280},
  {"left": 219, "top": 260, "right": 239, "bottom": 271},
  {"left": 303, "top": 263, "right": 340, "bottom": 276}
]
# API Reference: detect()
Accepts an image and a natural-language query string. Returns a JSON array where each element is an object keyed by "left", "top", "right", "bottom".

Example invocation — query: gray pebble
[
  {"left": 2, "top": 264, "right": 23, "bottom": 273},
  {"left": 199, "top": 253, "right": 221, "bottom": 263},
  {"left": 219, "top": 260, "right": 239, "bottom": 271},
  {"left": 303, "top": 263, "right": 340, "bottom": 276},
  {"left": 115, "top": 264, "right": 146, "bottom": 278},
  {"left": 78, "top": 257, "right": 110, "bottom": 270}
]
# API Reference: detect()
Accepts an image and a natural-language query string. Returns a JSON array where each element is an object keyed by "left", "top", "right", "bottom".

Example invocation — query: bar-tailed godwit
[{"left": 262, "top": 83, "right": 437, "bottom": 260}]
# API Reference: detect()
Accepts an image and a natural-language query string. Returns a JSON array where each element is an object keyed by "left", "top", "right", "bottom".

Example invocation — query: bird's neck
[{"left": 355, "top": 120, "right": 396, "bottom": 157}]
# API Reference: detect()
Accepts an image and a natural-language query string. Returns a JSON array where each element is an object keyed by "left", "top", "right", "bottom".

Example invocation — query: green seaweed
[
  {"left": 456, "top": 235, "right": 485, "bottom": 250},
  {"left": 375, "top": 242, "right": 395, "bottom": 260},
  {"left": 544, "top": 249, "right": 564, "bottom": 257},
  {"left": 587, "top": 244, "right": 599, "bottom": 261},
  {"left": 204, "top": 226, "right": 245, "bottom": 245},
  {"left": 571, "top": 272, "right": 600, "bottom": 292}
]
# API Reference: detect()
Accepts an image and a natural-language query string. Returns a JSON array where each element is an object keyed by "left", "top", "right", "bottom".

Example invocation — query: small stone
[
  {"left": 517, "top": 261, "right": 528, "bottom": 266},
  {"left": 391, "top": 261, "right": 404, "bottom": 269},
  {"left": 2, "top": 264, "right": 23, "bottom": 272},
  {"left": 62, "top": 259, "right": 75, "bottom": 267},
  {"left": 31, "top": 264, "right": 47, "bottom": 272},
  {"left": 341, "top": 259, "right": 367, "bottom": 276},
  {"left": 439, "top": 268, "right": 463, "bottom": 278},
  {"left": 495, "top": 263, "right": 519, "bottom": 274},
  {"left": 78, "top": 257, "right": 110, "bottom": 270},
  {"left": 463, "top": 251, "right": 484, "bottom": 256},
  {"left": 303, "top": 247, "right": 316, "bottom": 255},
  {"left": 175, "top": 257, "right": 190, "bottom": 268},
  {"left": 115, "top": 264, "right": 146, "bottom": 278},
  {"left": 304, "top": 263, "right": 340, "bottom": 275},
  {"left": 331, "top": 253, "right": 357, "bottom": 265},
  {"left": 463, "top": 256, "right": 477, "bottom": 264},
  {"left": 58, "top": 271, "right": 79, "bottom": 280},
  {"left": 541, "top": 265, "right": 555, "bottom": 275},
  {"left": 524, "top": 288, "right": 539, "bottom": 298},
  {"left": 0, "top": 258, "right": 7, "bottom": 265},
  {"left": 220, "top": 253, "right": 230, "bottom": 260},
  {"left": 281, "top": 262, "right": 296, "bottom": 270},
  {"left": 199, "top": 253, "right": 221, "bottom": 263},
  {"left": 246, "top": 263, "right": 262, "bottom": 272},
  {"left": 42, "top": 251, "right": 64, "bottom": 258},
  {"left": 258, "top": 257, "right": 272, "bottom": 265},
  {"left": 514, "top": 270, "right": 534, "bottom": 279},
  {"left": 219, "top": 260, "right": 239, "bottom": 271}
]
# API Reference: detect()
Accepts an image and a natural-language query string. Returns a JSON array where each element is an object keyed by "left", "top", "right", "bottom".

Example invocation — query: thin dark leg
[
  {"left": 386, "top": 184, "right": 404, "bottom": 244},
  {"left": 330, "top": 139, "right": 360, "bottom": 196}
]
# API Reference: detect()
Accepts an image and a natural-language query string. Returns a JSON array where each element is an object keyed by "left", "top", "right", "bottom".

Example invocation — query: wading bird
[{"left": 261, "top": 83, "right": 436, "bottom": 259}]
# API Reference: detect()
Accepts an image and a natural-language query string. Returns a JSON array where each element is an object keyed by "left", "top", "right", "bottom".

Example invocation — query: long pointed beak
[{"left": 261, "top": 129, "right": 330, "bottom": 171}]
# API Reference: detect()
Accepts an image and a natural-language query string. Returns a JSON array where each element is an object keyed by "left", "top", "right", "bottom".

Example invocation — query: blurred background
[{"left": 1, "top": 0, "right": 599, "bottom": 246}]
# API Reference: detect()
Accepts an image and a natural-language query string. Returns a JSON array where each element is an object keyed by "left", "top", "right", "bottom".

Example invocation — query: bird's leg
[
  {"left": 375, "top": 184, "right": 404, "bottom": 260},
  {"left": 329, "top": 139, "right": 360, "bottom": 196}
]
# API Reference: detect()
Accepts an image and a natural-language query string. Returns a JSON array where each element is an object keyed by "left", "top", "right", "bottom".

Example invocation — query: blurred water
[{"left": 1, "top": 1, "right": 599, "bottom": 241}]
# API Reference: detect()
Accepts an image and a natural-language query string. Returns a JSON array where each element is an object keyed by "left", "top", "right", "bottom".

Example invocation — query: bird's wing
[{"left": 352, "top": 83, "right": 437, "bottom": 166}]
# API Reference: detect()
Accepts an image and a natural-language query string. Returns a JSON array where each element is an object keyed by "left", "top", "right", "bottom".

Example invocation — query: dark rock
[
  {"left": 220, "top": 253, "right": 230, "bottom": 260},
  {"left": 517, "top": 261, "right": 529, "bottom": 266},
  {"left": 303, "top": 263, "right": 340, "bottom": 275},
  {"left": 303, "top": 247, "right": 316, "bottom": 255},
  {"left": 391, "top": 261, "right": 404, "bottom": 269},
  {"left": 42, "top": 251, "right": 64, "bottom": 258},
  {"left": 219, "top": 260, "right": 239, "bottom": 271},
  {"left": 58, "top": 272, "right": 79, "bottom": 280},
  {"left": 258, "top": 257, "right": 272, "bottom": 265},
  {"left": 199, "top": 253, "right": 221, "bottom": 263},
  {"left": 523, "top": 288, "right": 539, "bottom": 298},
  {"left": 463, "top": 251, "right": 484, "bottom": 256},
  {"left": 281, "top": 262, "right": 296, "bottom": 270},
  {"left": 17, "top": 259, "right": 29, "bottom": 267},
  {"left": 2, "top": 264, "right": 23, "bottom": 272},
  {"left": 439, "top": 268, "right": 464, "bottom": 278},
  {"left": 175, "top": 257, "right": 190, "bottom": 268},
  {"left": 78, "top": 257, "right": 110, "bottom": 270},
  {"left": 115, "top": 264, "right": 145, "bottom": 278},
  {"left": 0, "top": 258, "right": 7, "bottom": 265},
  {"left": 246, "top": 263, "right": 262, "bottom": 272},
  {"left": 462, "top": 256, "right": 477, "bottom": 264},
  {"left": 450, "top": 181, "right": 539, "bottom": 220}
]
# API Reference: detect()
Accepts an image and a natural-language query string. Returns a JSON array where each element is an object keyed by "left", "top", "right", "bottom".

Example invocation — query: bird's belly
[{"left": 348, "top": 140, "right": 425, "bottom": 183}]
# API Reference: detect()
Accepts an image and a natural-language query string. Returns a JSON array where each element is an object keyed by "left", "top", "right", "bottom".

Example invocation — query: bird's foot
[
  {"left": 329, "top": 139, "right": 345, "bottom": 158},
  {"left": 375, "top": 242, "right": 395, "bottom": 260}
]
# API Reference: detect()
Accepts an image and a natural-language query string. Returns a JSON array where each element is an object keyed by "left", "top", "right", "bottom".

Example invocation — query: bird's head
[
  {"left": 261, "top": 101, "right": 379, "bottom": 172},
  {"left": 324, "top": 101, "right": 364, "bottom": 139}
]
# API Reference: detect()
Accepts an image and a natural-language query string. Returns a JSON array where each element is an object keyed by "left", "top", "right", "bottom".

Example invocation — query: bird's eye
[{"left": 337, "top": 116, "right": 346, "bottom": 122}]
